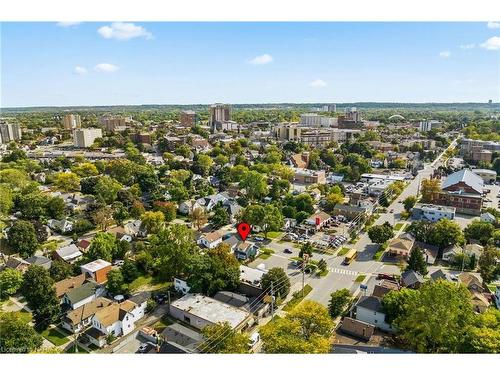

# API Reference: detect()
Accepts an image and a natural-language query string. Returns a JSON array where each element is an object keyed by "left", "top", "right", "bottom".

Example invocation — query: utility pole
[
  {"left": 270, "top": 281, "right": 274, "bottom": 318},
  {"left": 302, "top": 254, "right": 309, "bottom": 297},
  {"left": 167, "top": 291, "right": 171, "bottom": 314}
]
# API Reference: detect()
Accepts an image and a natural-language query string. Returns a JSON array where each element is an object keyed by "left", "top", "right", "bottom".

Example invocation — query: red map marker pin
[{"left": 237, "top": 222, "right": 251, "bottom": 241}]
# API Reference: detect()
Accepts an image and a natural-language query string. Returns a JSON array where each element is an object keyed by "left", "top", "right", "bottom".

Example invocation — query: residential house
[
  {"left": 80, "top": 259, "right": 112, "bottom": 284},
  {"left": 480, "top": 212, "right": 497, "bottom": 224},
  {"left": 234, "top": 241, "right": 259, "bottom": 260},
  {"left": 197, "top": 230, "right": 224, "bottom": 249},
  {"left": 239, "top": 265, "right": 267, "bottom": 297},
  {"left": 372, "top": 279, "right": 400, "bottom": 298},
  {"left": 124, "top": 219, "right": 146, "bottom": 238},
  {"left": 463, "top": 244, "right": 484, "bottom": 259},
  {"left": 340, "top": 317, "right": 375, "bottom": 341},
  {"left": 62, "top": 280, "right": 105, "bottom": 310},
  {"left": 458, "top": 272, "right": 484, "bottom": 293},
  {"left": 47, "top": 218, "right": 73, "bottom": 233},
  {"left": 61, "top": 297, "right": 114, "bottom": 333},
  {"left": 55, "top": 274, "right": 87, "bottom": 299},
  {"left": 494, "top": 286, "right": 500, "bottom": 309},
  {"left": 25, "top": 255, "right": 52, "bottom": 270},
  {"left": 442, "top": 244, "right": 463, "bottom": 263},
  {"left": 430, "top": 269, "right": 453, "bottom": 282},
  {"left": 400, "top": 270, "right": 424, "bottom": 289},
  {"left": 471, "top": 292, "right": 490, "bottom": 313},
  {"left": 106, "top": 226, "right": 133, "bottom": 242},
  {"left": 353, "top": 296, "right": 393, "bottom": 332},
  {"left": 77, "top": 239, "right": 92, "bottom": 252},
  {"left": 174, "top": 278, "right": 191, "bottom": 295},
  {"left": 54, "top": 244, "right": 83, "bottom": 264},
  {"left": 85, "top": 299, "right": 145, "bottom": 347},
  {"left": 2, "top": 256, "right": 30, "bottom": 273},
  {"left": 386, "top": 233, "right": 415, "bottom": 258}
]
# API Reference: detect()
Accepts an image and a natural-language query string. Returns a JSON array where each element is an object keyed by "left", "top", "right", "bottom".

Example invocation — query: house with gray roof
[
  {"left": 62, "top": 280, "right": 105, "bottom": 310},
  {"left": 353, "top": 296, "right": 393, "bottom": 332},
  {"left": 401, "top": 270, "right": 424, "bottom": 289},
  {"left": 25, "top": 255, "right": 52, "bottom": 270}
]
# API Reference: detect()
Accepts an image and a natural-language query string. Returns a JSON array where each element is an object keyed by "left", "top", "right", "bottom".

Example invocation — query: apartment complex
[
  {"left": 0, "top": 121, "right": 22, "bottom": 144},
  {"left": 62, "top": 114, "right": 82, "bottom": 130},
  {"left": 460, "top": 138, "right": 500, "bottom": 163},
  {"left": 73, "top": 128, "right": 103, "bottom": 148},
  {"left": 338, "top": 107, "right": 363, "bottom": 129},
  {"left": 180, "top": 110, "right": 197, "bottom": 127},
  {"left": 99, "top": 115, "right": 133, "bottom": 132},
  {"left": 299, "top": 113, "right": 337, "bottom": 127},
  {"left": 274, "top": 123, "right": 361, "bottom": 146}
]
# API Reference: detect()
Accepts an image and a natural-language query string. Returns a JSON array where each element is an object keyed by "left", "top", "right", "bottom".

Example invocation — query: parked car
[
  {"left": 153, "top": 293, "right": 167, "bottom": 304},
  {"left": 137, "top": 343, "right": 152, "bottom": 353},
  {"left": 248, "top": 332, "right": 260, "bottom": 348},
  {"left": 113, "top": 260, "right": 125, "bottom": 266},
  {"left": 284, "top": 248, "right": 293, "bottom": 254},
  {"left": 376, "top": 273, "right": 396, "bottom": 281},
  {"left": 254, "top": 236, "right": 265, "bottom": 242}
]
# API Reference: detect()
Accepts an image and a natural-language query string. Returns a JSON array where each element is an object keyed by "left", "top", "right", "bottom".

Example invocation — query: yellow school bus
[{"left": 343, "top": 249, "right": 358, "bottom": 265}]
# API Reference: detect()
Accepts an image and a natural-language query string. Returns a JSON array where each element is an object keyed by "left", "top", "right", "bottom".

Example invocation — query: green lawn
[
  {"left": 337, "top": 247, "right": 350, "bottom": 256},
  {"left": 282, "top": 285, "right": 313, "bottom": 312},
  {"left": 355, "top": 274, "right": 366, "bottom": 283},
  {"left": 318, "top": 269, "right": 329, "bottom": 277},
  {"left": 258, "top": 248, "right": 274, "bottom": 259},
  {"left": 17, "top": 310, "right": 33, "bottom": 324},
  {"left": 40, "top": 327, "right": 70, "bottom": 346},
  {"left": 152, "top": 315, "right": 176, "bottom": 332},
  {"left": 129, "top": 276, "right": 171, "bottom": 292},
  {"left": 65, "top": 344, "right": 89, "bottom": 353},
  {"left": 393, "top": 223, "right": 405, "bottom": 231},
  {"left": 266, "top": 231, "right": 283, "bottom": 239}
]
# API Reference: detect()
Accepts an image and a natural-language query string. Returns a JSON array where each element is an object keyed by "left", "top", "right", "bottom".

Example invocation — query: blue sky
[{"left": 1, "top": 22, "right": 499, "bottom": 107}]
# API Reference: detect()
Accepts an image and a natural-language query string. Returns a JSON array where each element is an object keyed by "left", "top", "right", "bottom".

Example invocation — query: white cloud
[
  {"left": 248, "top": 54, "right": 274, "bottom": 65},
  {"left": 97, "top": 22, "right": 153, "bottom": 41},
  {"left": 487, "top": 21, "right": 500, "bottom": 29},
  {"left": 439, "top": 51, "right": 451, "bottom": 58},
  {"left": 459, "top": 43, "right": 475, "bottom": 49},
  {"left": 74, "top": 66, "right": 87, "bottom": 75},
  {"left": 309, "top": 79, "right": 327, "bottom": 88},
  {"left": 480, "top": 36, "right": 500, "bottom": 50},
  {"left": 94, "top": 63, "right": 119, "bottom": 73},
  {"left": 57, "top": 22, "right": 81, "bottom": 27}
]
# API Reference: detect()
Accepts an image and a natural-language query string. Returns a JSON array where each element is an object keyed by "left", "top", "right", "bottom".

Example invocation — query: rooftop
[
  {"left": 171, "top": 294, "right": 250, "bottom": 329},
  {"left": 442, "top": 169, "right": 483, "bottom": 195},
  {"left": 81, "top": 259, "right": 111, "bottom": 273}
]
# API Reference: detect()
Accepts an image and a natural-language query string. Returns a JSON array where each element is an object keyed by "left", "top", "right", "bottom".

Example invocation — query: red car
[{"left": 377, "top": 273, "right": 396, "bottom": 281}]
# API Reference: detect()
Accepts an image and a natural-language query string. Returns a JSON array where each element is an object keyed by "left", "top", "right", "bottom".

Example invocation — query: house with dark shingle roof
[
  {"left": 25, "top": 255, "right": 52, "bottom": 270},
  {"left": 62, "top": 280, "right": 105, "bottom": 310},
  {"left": 353, "top": 296, "right": 393, "bottom": 332},
  {"left": 400, "top": 270, "right": 424, "bottom": 289}
]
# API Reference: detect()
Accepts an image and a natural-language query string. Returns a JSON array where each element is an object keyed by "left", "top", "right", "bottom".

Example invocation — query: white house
[
  {"left": 411, "top": 203, "right": 456, "bottom": 222},
  {"left": 86, "top": 299, "right": 145, "bottom": 347},
  {"left": 174, "top": 278, "right": 191, "bottom": 295},
  {"left": 354, "top": 296, "right": 393, "bottom": 332},
  {"left": 62, "top": 281, "right": 106, "bottom": 310},
  {"left": 48, "top": 218, "right": 73, "bottom": 233},
  {"left": 197, "top": 231, "right": 224, "bottom": 249}
]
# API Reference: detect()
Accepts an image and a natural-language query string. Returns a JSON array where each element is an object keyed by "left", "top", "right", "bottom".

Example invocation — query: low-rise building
[
  {"left": 54, "top": 244, "right": 83, "bottom": 264},
  {"left": 353, "top": 296, "right": 393, "bottom": 332},
  {"left": 471, "top": 169, "right": 497, "bottom": 183},
  {"left": 80, "top": 259, "right": 112, "bottom": 284},
  {"left": 73, "top": 128, "right": 103, "bottom": 148},
  {"left": 411, "top": 203, "right": 456, "bottom": 222},
  {"left": 293, "top": 168, "right": 326, "bottom": 185},
  {"left": 169, "top": 294, "right": 253, "bottom": 331},
  {"left": 386, "top": 233, "right": 415, "bottom": 258}
]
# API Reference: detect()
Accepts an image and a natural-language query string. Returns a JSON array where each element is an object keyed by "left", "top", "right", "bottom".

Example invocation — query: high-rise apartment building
[
  {"left": 73, "top": 128, "right": 103, "bottom": 148},
  {"left": 99, "top": 115, "right": 132, "bottom": 132},
  {"left": 62, "top": 114, "right": 81, "bottom": 130},
  {"left": 0, "top": 121, "right": 22, "bottom": 144},
  {"left": 300, "top": 113, "right": 336, "bottom": 127},
  {"left": 180, "top": 110, "right": 197, "bottom": 127},
  {"left": 209, "top": 104, "right": 231, "bottom": 132}
]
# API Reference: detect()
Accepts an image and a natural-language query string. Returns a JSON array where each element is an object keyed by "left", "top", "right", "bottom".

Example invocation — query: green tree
[
  {"left": 49, "top": 260, "right": 74, "bottom": 282},
  {"left": 403, "top": 196, "right": 417, "bottom": 212},
  {"left": 299, "top": 242, "right": 314, "bottom": 258},
  {"left": 199, "top": 322, "right": 248, "bottom": 353},
  {"left": 368, "top": 222, "right": 393, "bottom": 244},
  {"left": 106, "top": 269, "right": 128, "bottom": 295},
  {"left": 187, "top": 243, "right": 240, "bottom": 295},
  {"left": 261, "top": 267, "right": 291, "bottom": 299},
  {"left": 21, "top": 266, "right": 60, "bottom": 330},
  {"left": 94, "top": 176, "right": 122, "bottom": 204},
  {"left": 17, "top": 192, "right": 47, "bottom": 219},
  {"left": 464, "top": 220, "right": 495, "bottom": 246},
  {"left": 240, "top": 170, "right": 268, "bottom": 200},
  {"left": 0, "top": 185, "right": 14, "bottom": 215},
  {"left": 87, "top": 232, "right": 118, "bottom": 262},
  {"left": 478, "top": 246, "right": 500, "bottom": 283},
  {"left": 7, "top": 220, "right": 38, "bottom": 258},
  {"left": 190, "top": 207, "right": 208, "bottom": 230},
  {"left": 406, "top": 247, "right": 428, "bottom": 275},
  {"left": 328, "top": 288, "right": 352, "bottom": 318},
  {"left": 262, "top": 204, "right": 284, "bottom": 238},
  {"left": 394, "top": 280, "right": 474, "bottom": 353},
  {"left": 464, "top": 309, "right": 500, "bottom": 353},
  {"left": 209, "top": 204, "right": 230, "bottom": 229},
  {"left": 260, "top": 301, "right": 333, "bottom": 353},
  {"left": 121, "top": 259, "right": 139, "bottom": 283},
  {"left": 420, "top": 178, "right": 441, "bottom": 203},
  {"left": 0, "top": 312, "right": 43, "bottom": 353},
  {"left": 141, "top": 211, "right": 165, "bottom": 234},
  {"left": 381, "top": 288, "right": 419, "bottom": 324},
  {"left": 0, "top": 269, "right": 24, "bottom": 299},
  {"left": 193, "top": 154, "right": 214, "bottom": 176},
  {"left": 429, "top": 219, "right": 464, "bottom": 249},
  {"left": 46, "top": 196, "right": 66, "bottom": 220},
  {"left": 71, "top": 162, "right": 99, "bottom": 178},
  {"left": 149, "top": 224, "right": 198, "bottom": 281},
  {"left": 52, "top": 171, "right": 81, "bottom": 192}
]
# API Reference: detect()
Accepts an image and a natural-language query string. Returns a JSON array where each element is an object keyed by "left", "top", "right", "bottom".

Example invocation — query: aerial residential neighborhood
[{"left": 0, "top": 19, "right": 499, "bottom": 359}]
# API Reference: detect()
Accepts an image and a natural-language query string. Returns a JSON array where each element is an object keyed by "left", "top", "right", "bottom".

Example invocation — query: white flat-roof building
[
  {"left": 169, "top": 294, "right": 252, "bottom": 331},
  {"left": 360, "top": 173, "right": 406, "bottom": 183},
  {"left": 411, "top": 203, "right": 456, "bottom": 222},
  {"left": 73, "top": 128, "right": 103, "bottom": 148}
]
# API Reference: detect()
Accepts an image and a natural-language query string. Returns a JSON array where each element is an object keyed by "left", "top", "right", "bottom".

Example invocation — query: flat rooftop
[
  {"left": 171, "top": 294, "right": 250, "bottom": 329},
  {"left": 81, "top": 259, "right": 111, "bottom": 272},
  {"left": 414, "top": 203, "right": 456, "bottom": 213}
]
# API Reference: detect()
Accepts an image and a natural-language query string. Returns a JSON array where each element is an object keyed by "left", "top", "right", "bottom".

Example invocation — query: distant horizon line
[{"left": 2, "top": 100, "right": 499, "bottom": 110}]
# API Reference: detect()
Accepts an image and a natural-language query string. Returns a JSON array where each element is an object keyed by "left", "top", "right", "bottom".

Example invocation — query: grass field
[
  {"left": 258, "top": 248, "right": 275, "bottom": 259},
  {"left": 129, "top": 275, "right": 171, "bottom": 292},
  {"left": 65, "top": 344, "right": 89, "bottom": 353},
  {"left": 266, "top": 231, "right": 283, "bottom": 239},
  {"left": 282, "top": 284, "right": 313, "bottom": 312},
  {"left": 393, "top": 223, "right": 405, "bottom": 231},
  {"left": 337, "top": 247, "right": 350, "bottom": 256},
  {"left": 40, "top": 327, "right": 70, "bottom": 346},
  {"left": 355, "top": 274, "right": 366, "bottom": 283}
]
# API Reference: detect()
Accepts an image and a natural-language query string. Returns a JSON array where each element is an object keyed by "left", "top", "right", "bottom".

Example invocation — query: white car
[
  {"left": 113, "top": 260, "right": 125, "bottom": 266},
  {"left": 248, "top": 332, "right": 260, "bottom": 348}
]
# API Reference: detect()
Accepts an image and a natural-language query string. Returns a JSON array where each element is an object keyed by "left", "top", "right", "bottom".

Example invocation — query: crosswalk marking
[{"left": 328, "top": 267, "right": 359, "bottom": 276}]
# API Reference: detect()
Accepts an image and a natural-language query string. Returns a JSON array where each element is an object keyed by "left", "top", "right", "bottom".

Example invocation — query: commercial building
[
  {"left": 418, "top": 120, "right": 442, "bottom": 132},
  {"left": 274, "top": 123, "right": 361, "bottom": 146},
  {"left": 73, "top": 128, "right": 103, "bottom": 148},
  {"left": 338, "top": 107, "right": 363, "bottom": 129},
  {"left": 99, "top": 115, "right": 133, "bottom": 132},
  {"left": 433, "top": 169, "right": 484, "bottom": 215},
  {"left": 471, "top": 169, "right": 497, "bottom": 183},
  {"left": 460, "top": 138, "right": 500, "bottom": 162},
  {"left": 180, "top": 110, "right": 197, "bottom": 127},
  {"left": 299, "top": 113, "right": 336, "bottom": 127},
  {"left": 169, "top": 294, "right": 252, "bottom": 331},
  {"left": 62, "top": 114, "right": 81, "bottom": 130},
  {"left": 411, "top": 203, "right": 456, "bottom": 222},
  {"left": 0, "top": 121, "right": 22, "bottom": 144},
  {"left": 293, "top": 168, "right": 326, "bottom": 185}
]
